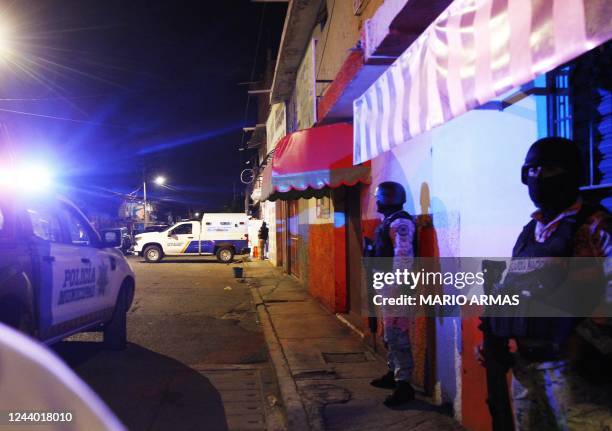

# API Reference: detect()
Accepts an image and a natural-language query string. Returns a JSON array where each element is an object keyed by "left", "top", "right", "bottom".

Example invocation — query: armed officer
[
  {"left": 368, "top": 181, "right": 417, "bottom": 407},
  {"left": 481, "top": 137, "right": 612, "bottom": 430}
]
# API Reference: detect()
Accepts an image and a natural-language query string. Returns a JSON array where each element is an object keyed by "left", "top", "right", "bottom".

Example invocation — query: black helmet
[
  {"left": 521, "top": 137, "right": 584, "bottom": 184},
  {"left": 375, "top": 181, "right": 406, "bottom": 206}
]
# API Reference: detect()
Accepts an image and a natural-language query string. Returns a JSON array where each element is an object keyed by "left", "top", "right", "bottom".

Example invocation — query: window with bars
[
  {"left": 546, "top": 65, "right": 573, "bottom": 140},
  {"left": 546, "top": 41, "right": 612, "bottom": 205}
]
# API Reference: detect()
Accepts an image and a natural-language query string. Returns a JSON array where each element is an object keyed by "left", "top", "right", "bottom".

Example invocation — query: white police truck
[
  {"left": 0, "top": 190, "right": 135, "bottom": 349},
  {"left": 133, "top": 213, "right": 250, "bottom": 263}
]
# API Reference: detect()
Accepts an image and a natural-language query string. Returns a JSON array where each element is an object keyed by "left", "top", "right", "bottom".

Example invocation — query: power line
[
  {"left": 0, "top": 107, "right": 137, "bottom": 129},
  {"left": 0, "top": 94, "right": 125, "bottom": 101}
]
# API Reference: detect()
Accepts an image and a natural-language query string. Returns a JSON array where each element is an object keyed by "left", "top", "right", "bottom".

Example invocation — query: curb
[{"left": 250, "top": 285, "right": 311, "bottom": 431}]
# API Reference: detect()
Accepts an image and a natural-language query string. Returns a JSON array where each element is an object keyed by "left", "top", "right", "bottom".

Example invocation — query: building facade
[{"left": 251, "top": 1, "right": 612, "bottom": 429}]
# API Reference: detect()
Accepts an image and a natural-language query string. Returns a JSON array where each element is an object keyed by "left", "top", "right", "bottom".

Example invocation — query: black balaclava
[
  {"left": 521, "top": 137, "right": 583, "bottom": 219},
  {"left": 375, "top": 181, "right": 407, "bottom": 217}
]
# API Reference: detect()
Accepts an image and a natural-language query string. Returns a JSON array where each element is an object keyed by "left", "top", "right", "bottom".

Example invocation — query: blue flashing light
[{"left": 0, "top": 163, "right": 53, "bottom": 193}]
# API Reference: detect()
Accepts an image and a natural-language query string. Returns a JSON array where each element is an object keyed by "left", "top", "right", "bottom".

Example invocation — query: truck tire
[
  {"left": 216, "top": 247, "right": 235, "bottom": 263},
  {"left": 104, "top": 287, "right": 128, "bottom": 350},
  {"left": 2, "top": 299, "right": 34, "bottom": 337},
  {"left": 17, "top": 307, "right": 35, "bottom": 337},
  {"left": 143, "top": 245, "right": 163, "bottom": 263}
]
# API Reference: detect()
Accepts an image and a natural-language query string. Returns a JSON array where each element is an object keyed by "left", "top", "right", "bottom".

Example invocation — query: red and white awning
[
  {"left": 261, "top": 123, "right": 370, "bottom": 201},
  {"left": 353, "top": 0, "right": 612, "bottom": 164}
]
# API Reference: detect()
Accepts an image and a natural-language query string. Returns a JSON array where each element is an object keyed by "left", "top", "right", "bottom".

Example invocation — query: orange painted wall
[
  {"left": 461, "top": 317, "right": 491, "bottom": 431},
  {"left": 308, "top": 223, "right": 337, "bottom": 312}
]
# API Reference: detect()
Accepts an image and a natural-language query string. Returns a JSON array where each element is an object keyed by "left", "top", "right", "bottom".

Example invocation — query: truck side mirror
[{"left": 100, "top": 229, "right": 122, "bottom": 248}]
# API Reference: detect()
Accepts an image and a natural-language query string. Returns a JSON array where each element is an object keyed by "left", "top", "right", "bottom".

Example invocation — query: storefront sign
[
  {"left": 296, "top": 39, "right": 316, "bottom": 130},
  {"left": 266, "top": 102, "right": 286, "bottom": 154}
]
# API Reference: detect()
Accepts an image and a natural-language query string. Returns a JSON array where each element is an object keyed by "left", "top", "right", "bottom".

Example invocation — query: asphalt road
[{"left": 53, "top": 256, "right": 282, "bottom": 431}]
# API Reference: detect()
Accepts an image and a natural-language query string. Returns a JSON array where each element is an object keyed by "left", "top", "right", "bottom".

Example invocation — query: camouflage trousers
[
  {"left": 383, "top": 322, "right": 414, "bottom": 382},
  {"left": 512, "top": 355, "right": 612, "bottom": 430}
]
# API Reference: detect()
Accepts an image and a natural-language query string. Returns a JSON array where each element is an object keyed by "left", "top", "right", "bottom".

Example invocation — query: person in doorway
[
  {"left": 479, "top": 137, "right": 612, "bottom": 430},
  {"left": 369, "top": 181, "right": 418, "bottom": 407},
  {"left": 258, "top": 221, "right": 269, "bottom": 260}
]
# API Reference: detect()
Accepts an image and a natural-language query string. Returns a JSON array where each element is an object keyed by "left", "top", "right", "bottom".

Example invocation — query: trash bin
[{"left": 233, "top": 267, "right": 244, "bottom": 278}]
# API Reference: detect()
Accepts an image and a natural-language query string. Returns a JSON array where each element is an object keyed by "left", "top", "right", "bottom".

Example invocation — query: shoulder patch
[{"left": 390, "top": 218, "right": 414, "bottom": 236}]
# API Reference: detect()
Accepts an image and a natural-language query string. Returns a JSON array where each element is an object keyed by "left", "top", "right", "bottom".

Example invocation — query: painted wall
[
  {"left": 263, "top": 201, "right": 278, "bottom": 265},
  {"left": 313, "top": 0, "right": 385, "bottom": 99},
  {"left": 300, "top": 195, "right": 347, "bottom": 313},
  {"left": 362, "top": 93, "right": 540, "bottom": 421}
]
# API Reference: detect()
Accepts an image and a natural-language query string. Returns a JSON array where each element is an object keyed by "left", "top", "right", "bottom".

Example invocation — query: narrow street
[{"left": 53, "top": 256, "right": 285, "bottom": 431}]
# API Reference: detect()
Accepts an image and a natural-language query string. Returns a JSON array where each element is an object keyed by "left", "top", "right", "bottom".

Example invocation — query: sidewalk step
[
  {"left": 322, "top": 352, "right": 368, "bottom": 364},
  {"left": 195, "top": 366, "right": 282, "bottom": 431},
  {"left": 246, "top": 260, "right": 464, "bottom": 430}
]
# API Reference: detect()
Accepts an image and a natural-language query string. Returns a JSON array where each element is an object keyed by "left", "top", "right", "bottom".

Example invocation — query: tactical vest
[
  {"left": 491, "top": 203, "right": 605, "bottom": 348},
  {"left": 374, "top": 210, "right": 417, "bottom": 258}
]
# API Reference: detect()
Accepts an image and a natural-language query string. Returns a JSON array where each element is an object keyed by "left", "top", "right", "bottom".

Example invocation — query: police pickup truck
[
  {"left": 0, "top": 191, "right": 135, "bottom": 349},
  {"left": 133, "top": 213, "right": 250, "bottom": 263}
]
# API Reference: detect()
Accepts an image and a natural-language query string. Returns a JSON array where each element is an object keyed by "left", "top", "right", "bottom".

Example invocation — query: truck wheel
[
  {"left": 216, "top": 247, "right": 235, "bottom": 263},
  {"left": 104, "top": 287, "right": 128, "bottom": 350},
  {"left": 144, "top": 245, "right": 163, "bottom": 263},
  {"left": 2, "top": 300, "right": 34, "bottom": 336},
  {"left": 17, "top": 308, "right": 35, "bottom": 336}
]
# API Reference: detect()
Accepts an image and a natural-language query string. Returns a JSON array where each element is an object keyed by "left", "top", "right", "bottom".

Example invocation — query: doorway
[{"left": 287, "top": 199, "right": 300, "bottom": 278}]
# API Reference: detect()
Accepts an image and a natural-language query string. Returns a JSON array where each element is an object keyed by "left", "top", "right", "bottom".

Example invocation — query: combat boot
[
  {"left": 370, "top": 371, "right": 395, "bottom": 389},
  {"left": 383, "top": 381, "right": 415, "bottom": 407}
]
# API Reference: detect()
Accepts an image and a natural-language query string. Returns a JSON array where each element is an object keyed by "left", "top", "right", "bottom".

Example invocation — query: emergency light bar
[{"left": 0, "top": 164, "right": 53, "bottom": 192}]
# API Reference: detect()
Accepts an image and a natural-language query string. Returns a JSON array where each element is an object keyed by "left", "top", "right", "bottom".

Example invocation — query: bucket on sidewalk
[
  {"left": 252, "top": 246, "right": 259, "bottom": 259},
  {"left": 233, "top": 267, "right": 244, "bottom": 278}
]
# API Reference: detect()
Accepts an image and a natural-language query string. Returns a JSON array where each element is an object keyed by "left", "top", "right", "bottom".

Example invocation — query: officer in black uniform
[
  {"left": 369, "top": 181, "right": 418, "bottom": 407},
  {"left": 484, "top": 137, "right": 612, "bottom": 430}
]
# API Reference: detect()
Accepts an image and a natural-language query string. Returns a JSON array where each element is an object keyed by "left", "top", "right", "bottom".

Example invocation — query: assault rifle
[
  {"left": 364, "top": 237, "right": 378, "bottom": 341},
  {"left": 479, "top": 260, "right": 514, "bottom": 431}
]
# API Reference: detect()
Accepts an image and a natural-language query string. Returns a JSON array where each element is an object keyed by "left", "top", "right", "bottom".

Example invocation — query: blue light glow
[
  {"left": 0, "top": 163, "right": 53, "bottom": 193},
  {"left": 136, "top": 125, "right": 239, "bottom": 155},
  {"left": 334, "top": 211, "right": 345, "bottom": 228}
]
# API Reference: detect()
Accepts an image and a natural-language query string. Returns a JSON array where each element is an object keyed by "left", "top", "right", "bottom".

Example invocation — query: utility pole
[{"left": 143, "top": 180, "right": 148, "bottom": 227}]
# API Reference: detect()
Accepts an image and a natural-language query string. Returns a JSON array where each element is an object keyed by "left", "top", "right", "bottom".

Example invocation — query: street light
[
  {"left": 0, "top": 20, "right": 14, "bottom": 61},
  {"left": 143, "top": 175, "right": 167, "bottom": 227}
]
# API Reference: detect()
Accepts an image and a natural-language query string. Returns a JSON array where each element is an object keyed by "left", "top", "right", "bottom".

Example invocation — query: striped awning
[{"left": 353, "top": 0, "right": 612, "bottom": 164}]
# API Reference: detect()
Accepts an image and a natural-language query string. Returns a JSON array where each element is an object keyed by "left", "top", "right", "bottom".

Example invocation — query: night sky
[{"left": 0, "top": 1, "right": 286, "bottom": 215}]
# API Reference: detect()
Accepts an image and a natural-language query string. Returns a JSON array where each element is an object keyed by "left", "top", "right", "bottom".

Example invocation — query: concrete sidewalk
[{"left": 243, "top": 260, "right": 463, "bottom": 431}]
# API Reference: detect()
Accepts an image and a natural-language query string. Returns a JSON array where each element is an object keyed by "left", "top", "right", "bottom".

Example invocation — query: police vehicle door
[
  {"left": 165, "top": 222, "right": 198, "bottom": 255},
  {"left": 23, "top": 201, "right": 92, "bottom": 338},
  {"left": 54, "top": 203, "right": 109, "bottom": 329}
]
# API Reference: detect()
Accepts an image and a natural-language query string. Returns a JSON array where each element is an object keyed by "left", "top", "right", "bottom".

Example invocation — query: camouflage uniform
[
  {"left": 379, "top": 212, "right": 416, "bottom": 382},
  {"left": 510, "top": 202, "right": 612, "bottom": 430},
  {"left": 512, "top": 354, "right": 612, "bottom": 430}
]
